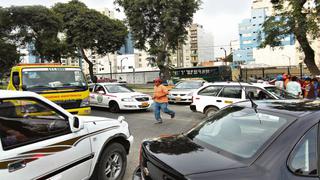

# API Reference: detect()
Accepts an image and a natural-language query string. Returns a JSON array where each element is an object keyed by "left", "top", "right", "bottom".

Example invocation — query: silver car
[{"left": 168, "top": 80, "right": 206, "bottom": 103}]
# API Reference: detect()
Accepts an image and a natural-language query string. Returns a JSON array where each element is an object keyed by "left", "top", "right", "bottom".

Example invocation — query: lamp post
[
  {"left": 120, "top": 57, "right": 128, "bottom": 73},
  {"left": 107, "top": 54, "right": 112, "bottom": 79},
  {"left": 282, "top": 55, "right": 291, "bottom": 75},
  {"left": 220, "top": 47, "right": 227, "bottom": 65}
]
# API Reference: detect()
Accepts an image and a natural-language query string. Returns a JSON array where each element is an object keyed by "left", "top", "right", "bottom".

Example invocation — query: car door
[
  {"left": 195, "top": 85, "right": 223, "bottom": 111},
  {"left": 216, "top": 86, "right": 243, "bottom": 109},
  {"left": 91, "top": 84, "right": 107, "bottom": 107},
  {"left": 245, "top": 87, "right": 274, "bottom": 100},
  {"left": 0, "top": 97, "right": 92, "bottom": 180}
]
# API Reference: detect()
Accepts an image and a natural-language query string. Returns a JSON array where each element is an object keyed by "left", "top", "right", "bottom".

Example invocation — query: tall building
[
  {"left": 118, "top": 32, "right": 134, "bottom": 55},
  {"left": 233, "top": 2, "right": 295, "bottom": 66}
]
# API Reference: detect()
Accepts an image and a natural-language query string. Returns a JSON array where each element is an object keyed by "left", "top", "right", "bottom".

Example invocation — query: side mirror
[
  {"left": 72, "top": 116, "right": 84, "bottom": 132},
  {"left": 13, "top": 75, "right": 20, "bottom": 86},
  {"left": 117, "top": 116, "right": 125, "bottom": 123}
]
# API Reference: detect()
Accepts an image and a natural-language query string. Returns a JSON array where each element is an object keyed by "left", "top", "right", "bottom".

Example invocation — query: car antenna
[{"left": 235, "top": 77, "right": 258, "bottom": 113}]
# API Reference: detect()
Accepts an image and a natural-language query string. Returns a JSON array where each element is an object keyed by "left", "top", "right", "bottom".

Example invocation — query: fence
[
  {"left": 237, "top": 65, "right": 309, "bottom": 81},
  {"left": 95, "top": 70, "right": 160, "bottom": 84}
]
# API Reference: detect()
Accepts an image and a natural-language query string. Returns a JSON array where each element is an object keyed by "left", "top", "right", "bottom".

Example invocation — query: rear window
[{"left": 188, "top": 106, "right": 292, "bottom": 159}]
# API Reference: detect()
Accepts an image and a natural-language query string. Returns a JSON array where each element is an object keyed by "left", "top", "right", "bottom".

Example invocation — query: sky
[{"left": 1, "top": 0, "right": 253, "bottom": 57}]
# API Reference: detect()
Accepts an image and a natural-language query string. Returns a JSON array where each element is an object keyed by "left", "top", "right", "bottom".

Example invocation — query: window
[
  {"left": 198, "top": 86, "right": 222, "bottom": 96},
  {"left": 12, "top": 72, "right": 20, "bottom": 90},
  {"left": 94, "top": 85, "right": 106, "bottom": 94},
  {"left": 245, "top": 87, "right": 273, "bottom": 100},
  {"left": 219, "top": 86, "right": 242, "bottom": 99},
  {"left": 288, "top": 125, "right": 318, "bottom": 176},
  {"left": 0, "top": 98, "right": 70, "bottom": 150}
]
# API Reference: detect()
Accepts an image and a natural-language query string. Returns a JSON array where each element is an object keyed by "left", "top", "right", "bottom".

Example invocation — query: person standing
[
  {"left": 153, "top": 77, "right": 175, "bottom": 124},
  {"left": 275, "top": 75, "right": 284, "bottom": 90},
  {"left": 304, "top": 77, "right": 316, "bottom": 99},
  {"left": 286, "top": 76, "right": 302, "bottom": 98}
]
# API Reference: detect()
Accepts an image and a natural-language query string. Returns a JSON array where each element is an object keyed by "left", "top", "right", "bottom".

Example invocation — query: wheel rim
[
  {"left": 104, "top": 152, "right": 122, "bottom": 180},
  {"left": 110, "top": 103, "right": 118, "bottom": 112},
  {"left": 207, "top": 109, "right": 217, "bottom": 117}
]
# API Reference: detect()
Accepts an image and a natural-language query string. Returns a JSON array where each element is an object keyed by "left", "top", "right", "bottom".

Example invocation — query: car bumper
[
  {"left": 119, "top": 101, "right": 153, "bottom": 110},
  {"left": 168, "top": 96, "right": 192, "bottom": 103}
]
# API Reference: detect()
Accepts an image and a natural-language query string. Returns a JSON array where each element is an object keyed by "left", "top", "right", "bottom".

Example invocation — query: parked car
[
  {"left": 0, "top": 90, "right": 133, "bottom": 180},
  {"left": 90, "top": 83, "right": 153, "bottom": 112},
  {"left": 190, "top": 82, "right": 297, "bottom": 117},
  {"left": 133, "top": 99, "right": 320, "bottom": 180},
  {"left": 168, "top": 80, "right": 206, "bottom": 103}
]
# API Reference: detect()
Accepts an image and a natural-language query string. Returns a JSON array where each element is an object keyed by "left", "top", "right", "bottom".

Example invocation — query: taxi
[
  {"left": 0, "top": 90, "right": 133, "bottom": 180},
  {"left": 90, "top": 83, "right": 153, "bottom": 112}
]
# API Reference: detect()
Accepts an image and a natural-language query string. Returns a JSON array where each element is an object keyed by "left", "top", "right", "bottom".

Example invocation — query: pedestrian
[
  {"left": 312, "top": 78, "right": 319, "bottom": 98},
  {"left": 275, "top": 75, "right": 284, "bottom": 90},
  {"left": 286, "top": 76, "right": 302, "bottom": 98},
  {"left": 304, "top": 77, "right": 316, "bottom": 99},
  {"left": 152, "top": 77, "right": 175, "bottom": 124}
]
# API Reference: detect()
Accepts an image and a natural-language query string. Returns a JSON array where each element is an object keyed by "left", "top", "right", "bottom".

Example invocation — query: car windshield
[
  {"left": 265, "top": 87, "right": 298, "bottom": 99},
  {"left": 22, "top": 68, "right": 87, "bottom": 91},
  {"left": 104, "top": 85, "right": 134, "bottom": 93},
  {"left": 175, "top": 81, "right": 202, "bottom": 89},
  {"left": 187, "top": 106, "right": 291, "bottom": 159}
]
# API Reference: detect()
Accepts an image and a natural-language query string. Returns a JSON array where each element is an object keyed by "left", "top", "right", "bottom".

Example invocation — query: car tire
[
  {"left": 109, "top": 102, "right": 120, "bottom": 113},
  {"left": 205, "top": 107, "right": 219, "bottom": 117},
  {"left": 95, "top": 143, "right": 127, "bottom": 180}
]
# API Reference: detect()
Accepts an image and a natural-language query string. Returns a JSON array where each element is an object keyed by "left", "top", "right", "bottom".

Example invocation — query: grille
[
  {"left": 136, "top": 97, "right": 149, "bottom": 102},
  {"left": 54, "top": 100, "right": 82, "bottom": 109}
]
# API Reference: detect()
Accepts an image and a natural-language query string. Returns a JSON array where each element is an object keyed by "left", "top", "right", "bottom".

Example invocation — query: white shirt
[{"left": 286, "top": 81, "right": 302, "bottom": 96}]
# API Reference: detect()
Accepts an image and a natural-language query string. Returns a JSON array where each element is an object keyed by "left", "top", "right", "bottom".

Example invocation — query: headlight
[
  {"left": 80, "top": 97, "right": 90, "bottom": 107},
  {"left": 187, "top": 92, "right": 193, "bottom": 96},
  {"left": 121, "top": 98, "right": 135, "bottom": 102}
]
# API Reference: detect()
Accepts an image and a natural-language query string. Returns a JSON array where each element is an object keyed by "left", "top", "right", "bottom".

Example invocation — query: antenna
[{"left": 235, "top": 77, "right": 258, "bottom": 113}]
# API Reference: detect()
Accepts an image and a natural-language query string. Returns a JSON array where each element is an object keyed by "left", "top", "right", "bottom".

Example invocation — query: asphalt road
[{"left": 91, "top": 103, "right": 206, "bottom": 180}]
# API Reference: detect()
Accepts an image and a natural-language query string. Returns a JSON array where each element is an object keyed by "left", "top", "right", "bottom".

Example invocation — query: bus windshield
[{"left": 22, "top": 68, "right": 87, "bottom": 91}]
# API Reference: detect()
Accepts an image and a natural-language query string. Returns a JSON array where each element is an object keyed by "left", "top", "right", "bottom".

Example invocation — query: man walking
[{"left": 153, "top": 77, "right": 175, "bottom": 124}]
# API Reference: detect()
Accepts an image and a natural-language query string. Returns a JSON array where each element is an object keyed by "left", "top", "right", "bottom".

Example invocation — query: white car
[
  {"left": 90, "top": 83, "right": 153, "bottom": 112},
  {"left": 168, "top": 80, "right": 206, "bottom": 103},
  {"left": 190, "top": 82, "right": 298, "bottom": 117},
  {"left": 0, "top": 90, "right": 133, "bottom": 180}
]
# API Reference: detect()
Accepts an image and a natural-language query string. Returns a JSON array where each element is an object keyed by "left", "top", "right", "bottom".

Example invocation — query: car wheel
[
  {"left": 205, "top": 107, "right": 219, "bottom": 117},
  {"left": 96, "top": 143, "right": 127, "bottom": 180},
  {"left": 109, "top": 102, "right": 120, "bottom": 113}
]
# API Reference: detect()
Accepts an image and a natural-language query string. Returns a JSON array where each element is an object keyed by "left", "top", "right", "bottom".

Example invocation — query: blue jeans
[{"left": 154, "top": 102, "right": 175, "bottom": 121}]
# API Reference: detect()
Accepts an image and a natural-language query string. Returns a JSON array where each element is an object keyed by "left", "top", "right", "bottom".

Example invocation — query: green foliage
[
  {"left": 261, "top": 0, "right": 320, "bottom": 74},
  {"left": 115, "top": 0, "right": 201, "bottom": 79},
  {"left": 0, "top": 39, "right": 20, "bottom": 78},
  {"left": 53, "top": 0, "right": 128, "bottom": 81},
  {"left": 3, "top": 5, "right": 63, "bottom": 62}
]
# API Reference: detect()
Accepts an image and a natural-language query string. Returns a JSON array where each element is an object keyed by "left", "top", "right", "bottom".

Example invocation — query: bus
[
  {"left": 172, "top": 65, "right": 232, "bottom": 83},
  {"left": 7, "top": 64, "right": 90, "bottom": 115}
]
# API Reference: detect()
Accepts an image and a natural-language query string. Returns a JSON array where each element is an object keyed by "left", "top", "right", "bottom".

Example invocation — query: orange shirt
[{"left": 154, "top": 85, "right": 169, "bottom": 103}]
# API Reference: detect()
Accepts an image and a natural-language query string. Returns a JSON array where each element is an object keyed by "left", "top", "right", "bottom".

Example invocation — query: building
[
  {"left": 118, "top": 32, "right": 134, "bottom": 55},
  {"left": 233, "top": 1, "right": 295, "bottom": 66}
]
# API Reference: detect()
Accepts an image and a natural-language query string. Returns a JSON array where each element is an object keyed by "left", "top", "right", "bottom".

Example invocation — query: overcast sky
[{"left": 1, "top": 0, "right": 252, "bottom": 57}]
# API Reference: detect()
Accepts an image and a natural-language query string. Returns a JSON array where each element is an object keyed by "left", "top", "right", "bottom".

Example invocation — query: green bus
[{"left": 172, "top": 65, "right": 232, "bottom": 83}]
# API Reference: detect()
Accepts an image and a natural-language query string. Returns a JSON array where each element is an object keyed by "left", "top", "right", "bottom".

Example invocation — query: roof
[
  {"left": 12, "top": 64, "right": 80, "bottom": 70},
  {"left": 96, "top": 82, "right": 123, "bottom": 85},
  {"left": 234, "top": 99, "right": 320, "bottom": 117},
  {"left": 204, "top": 82, "right": 274, "bottom": 88}
]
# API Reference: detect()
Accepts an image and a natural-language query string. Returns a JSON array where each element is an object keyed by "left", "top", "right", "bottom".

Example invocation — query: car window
[
  {"left": 288, "top": 125, "right": 318, "bottom": 176},
  {"left": 94, "top": 85, "right": 106, "bottom": 94},
  {"left": 198, "top": 86, "right": 222, "bottom": 96},
  {"left": 219, "top": 86, "right": 242, "bottom": 99},
  {"left": 188, "top": 106, "right": 291, "bottom": 159},
  {"left": 245, "top": 87, "right": 273, "bottom": 100},
  {"left": 265, "top": 87, "right": 298, "bottom": 99},
  {"left": 0, "top": 98, "right": 70, "bottom": 150},
  {"left": 175, "top": 81, "right": 203, "bottom": 89},
  {"left": 104, "top": 85, "right": 134, "bottom": 93}
]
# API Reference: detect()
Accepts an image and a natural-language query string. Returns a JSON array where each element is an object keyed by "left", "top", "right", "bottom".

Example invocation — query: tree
[
  {"left": 0, "top": 40, "right": 20, "bottom": 78},
  {"left": 261, "top": 0, "right": 320, "bottom": 75},
  {"left": 115, "top": 0, "right": 201, "bottom": 80},
  {"left": 3, "top": 6, "right": 63, "bottom": 63},
  {"left": 53, "top": 0, "right": 128, "bottom": 82}
]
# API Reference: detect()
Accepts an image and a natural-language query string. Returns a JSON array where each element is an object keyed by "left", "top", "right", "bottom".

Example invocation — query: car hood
[
  {"left": 113, "top": 92, "right": 150, "bottom": 98},
  {"left": 77, "top": 115, "right": 118, "bottom": 124},
  {"left": 169, "top": 89, "right": 195, "bottom": 94},
  {"left": 144, "top": 135, "right": 246, "bottom": 176}
]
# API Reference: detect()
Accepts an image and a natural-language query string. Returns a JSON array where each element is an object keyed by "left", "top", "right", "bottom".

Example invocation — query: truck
[{"left": 7, "top": 64, "right": 90, "bottom": 115}]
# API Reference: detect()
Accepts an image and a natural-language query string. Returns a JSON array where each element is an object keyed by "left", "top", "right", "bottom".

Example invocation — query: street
[{"left": 91, "top": 104, "right": 206, "bottom": 180}]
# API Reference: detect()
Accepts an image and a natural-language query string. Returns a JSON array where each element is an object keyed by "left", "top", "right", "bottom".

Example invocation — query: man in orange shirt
[{"left": 153, "top": 77, "right": 175, "bottom": 124}]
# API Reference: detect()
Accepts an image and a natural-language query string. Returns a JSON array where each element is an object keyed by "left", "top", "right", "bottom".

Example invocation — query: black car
[{"left": 133, "top": 100, "right": 320, "bottom": 180}]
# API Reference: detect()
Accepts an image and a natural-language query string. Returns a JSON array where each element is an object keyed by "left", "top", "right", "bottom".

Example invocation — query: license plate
[
  {"left": 141, "top": 102, "right": 149, "bottom": 107},
  {"left": 175, "top": 97, "right": 181, "bottom": 101}
]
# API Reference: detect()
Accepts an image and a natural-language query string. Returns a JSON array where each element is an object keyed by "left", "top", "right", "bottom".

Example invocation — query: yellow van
[{"left": 7, "top": 64, "right": 90, "bottom": 115}]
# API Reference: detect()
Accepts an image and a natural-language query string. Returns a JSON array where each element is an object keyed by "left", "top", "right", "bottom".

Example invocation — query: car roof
[
  {"left": 234, "top": 99, "right": 320, "bottom": 117},
  {"left": 0, "top": 90, "right": 39, "bottom": 99},
  {"left": 96, "top": 82, "right": 123, "bottom": 85},
  {"left": 204, "top": 82, "right": 274, "bottom": 88}
]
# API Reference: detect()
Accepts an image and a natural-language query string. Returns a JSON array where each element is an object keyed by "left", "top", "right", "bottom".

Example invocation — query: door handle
[
  {"left": 8, "top": 160, "right": 26, "bottom": 172},
  {"left": 216, "top": 100, "right": 222, "bottom": 102}
]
